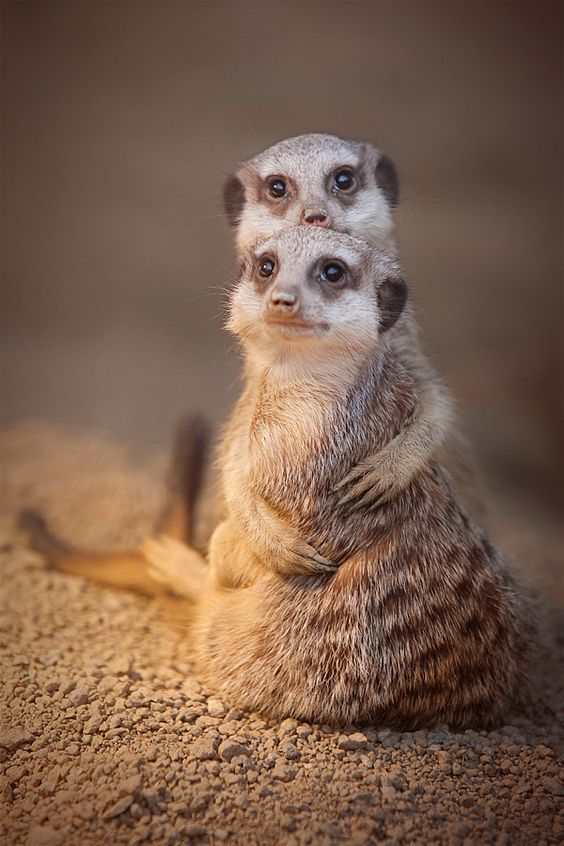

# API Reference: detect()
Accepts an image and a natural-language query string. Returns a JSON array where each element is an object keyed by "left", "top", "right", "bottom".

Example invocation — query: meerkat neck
[
  {"left": 247, "top": 338, "right": 414, "bottom": 472},
  {"left": 244, "top": 339, "right": 386, "bottom": 398}
]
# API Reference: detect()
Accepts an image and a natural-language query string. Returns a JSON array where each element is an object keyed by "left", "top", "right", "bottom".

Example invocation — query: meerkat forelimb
[{"left": 335, "top": 375, "right": 454, "bottom": 509}]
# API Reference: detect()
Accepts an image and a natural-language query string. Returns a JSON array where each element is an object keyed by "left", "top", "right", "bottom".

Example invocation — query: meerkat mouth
[{"left": 265, "top": 318, "right": 328, "bottom": 336}]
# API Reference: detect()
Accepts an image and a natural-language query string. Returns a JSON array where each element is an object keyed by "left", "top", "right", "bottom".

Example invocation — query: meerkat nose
[
  {"left": 268, "top": 289, "right": 299, "bottom": 314},
  {"left": 302, "top": 208, "right": 330, "bottom": 227}
]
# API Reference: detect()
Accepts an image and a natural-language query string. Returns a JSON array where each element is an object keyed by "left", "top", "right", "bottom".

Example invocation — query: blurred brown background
[{"left": 1, "top": 1, "right": 562, "bottom": 513}]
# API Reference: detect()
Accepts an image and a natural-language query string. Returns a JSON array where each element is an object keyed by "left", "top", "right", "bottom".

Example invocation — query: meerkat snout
[
  {"left": 268, "top": 289, "right": 299, "bottom": 315},
  {"left": 301, "top": 208, "right": 330, "bottom": 227}
]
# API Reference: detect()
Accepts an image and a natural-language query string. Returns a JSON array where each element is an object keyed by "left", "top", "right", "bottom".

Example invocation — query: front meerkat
[
  {"left": 146, "top": 227, "right": 532, "bottom": 728},
  {"left": 223, "top": 133, "right": 481, "bottom": 528},
  {"left": 22, "top": 227, "right": 533, "bottom": 728}
]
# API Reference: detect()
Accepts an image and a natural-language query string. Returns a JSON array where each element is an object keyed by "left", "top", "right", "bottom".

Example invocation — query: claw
[
  {"left": 311, "top": 552, "right": 337, "bottom": 570},
  {"left": 332, "top": 463, "right": 370, "bottom": 492},
  {"left": 349, "top": 489, "right": 393, "bottom": 513},
  {"left": 338, "top": 472, "right": 387, "bottom": 506}
]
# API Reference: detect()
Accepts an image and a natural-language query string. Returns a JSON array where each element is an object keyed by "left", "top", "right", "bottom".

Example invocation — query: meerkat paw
[
  {"left": 335, "top": 446, "right": 409, "bottom": 510},
  {"left": 141, "top": 534, "right": 208, "bottom": 599},
  {"left": 283, "top": 538, "right": 337, "bottom": 574},
  {"left": 252, "top": 498, "right": 337, "bottom": 574}
]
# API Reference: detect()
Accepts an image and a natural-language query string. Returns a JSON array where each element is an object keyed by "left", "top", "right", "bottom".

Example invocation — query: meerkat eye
[
  {"left": 267, "top": 177, "right": 288, "bottom": 199},
  {"left": 259, "top": 256, "right": 276, "bottom": 278},
  {"left": 333, "top": 168, "right": 356, "bottom": 193},
  {"left": 320, "top": 261, "right": 346, "bottom": 286}
]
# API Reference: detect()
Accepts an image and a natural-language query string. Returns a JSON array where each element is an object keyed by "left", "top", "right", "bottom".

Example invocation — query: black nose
[
  {"left": 269, "top": 290, "right": 298, "bottom": 312},
  {"left": 302, "top": 208, "right": 330, "bottom": 227}
]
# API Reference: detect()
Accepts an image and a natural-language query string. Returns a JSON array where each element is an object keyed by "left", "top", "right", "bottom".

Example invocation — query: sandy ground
[{"left": 1, "top": 421, "right": 563, "bottom": 846}]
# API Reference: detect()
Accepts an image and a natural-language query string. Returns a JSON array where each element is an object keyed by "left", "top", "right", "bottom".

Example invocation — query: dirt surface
[{"left": 1, "top": 421, "right": 563, "bottom": 846}]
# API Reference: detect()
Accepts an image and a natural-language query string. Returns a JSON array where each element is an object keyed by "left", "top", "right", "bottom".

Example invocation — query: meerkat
[
  {"left": 24, "top": 228, "right": 534, "bottom": 729},
  {"left": 223, "top": 133, "right": 483, "bottom": 527},
  {"left": 145, "top": 227, "right": 533, "bottom": 728}
]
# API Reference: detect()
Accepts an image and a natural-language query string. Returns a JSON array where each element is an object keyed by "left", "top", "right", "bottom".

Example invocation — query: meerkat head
[
  {"left": 227, "top": 227, "right": 407, "bottom": 375},
  {"left": 223, "top": 134, "right": 399, "bottom": 256}
]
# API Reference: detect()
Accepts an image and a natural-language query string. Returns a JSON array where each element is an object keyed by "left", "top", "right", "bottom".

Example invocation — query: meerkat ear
[
  {"left": 375, "top": 153, "right": 399, "bottom": 208},
  {"left": 223, "top": 172, "right": 246, "bottom": 228},
  {"left": 378, "top": 275, "right": 407, "bottom": 332}
]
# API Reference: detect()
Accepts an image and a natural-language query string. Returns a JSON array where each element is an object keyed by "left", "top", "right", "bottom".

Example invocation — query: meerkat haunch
[
  {"left": 223, "top": 133, "right": 482, "bottom": 524},
  {"left": 142, "top": 227, "right": 533, "bottom": 729}
]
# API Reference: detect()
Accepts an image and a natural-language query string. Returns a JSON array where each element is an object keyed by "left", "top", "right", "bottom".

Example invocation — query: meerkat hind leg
[{"left": 142, "top": 535, "right": 208, "bottom": 600}]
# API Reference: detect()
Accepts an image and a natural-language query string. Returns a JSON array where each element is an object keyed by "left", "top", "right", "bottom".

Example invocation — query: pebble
[
  {"left": 0, "top": 775, "right": 13, "bottom": 803},
  {"left": 338, "top": 732, "right": 368, "bottom": 751},
  {"left": 272, "top": 762, "right": 297, "bottom": 782},
  {"left": 103, "top": 794, "right": 134, "bottom": 819},
  {"left": 190, "top": 737, "right": 218, "bottom": 761},
  {"left": 0, "top": 728, "right": 35, "bottom": 752},
  {"left": 218, "top": 739, "right": 250, "bottom": 762},
  {"left": 118, "top": 773, "right": 143, "bottom": 795},
  {"left": 26, "top": 827, "right": 63, "bottom": 846},
  {"left": 207, "top": 698, "right": 227, "bottom": 718}
]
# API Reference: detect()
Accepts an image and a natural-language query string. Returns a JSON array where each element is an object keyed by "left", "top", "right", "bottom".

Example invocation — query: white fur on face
[
  {"left": 227, "top": 228, "right": 390, "bottom": 386},
  {"left": 234, "top": 134, "right": 396, "bottom": 256}
]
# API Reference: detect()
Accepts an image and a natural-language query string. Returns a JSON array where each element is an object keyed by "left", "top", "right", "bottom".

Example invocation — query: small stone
[
  {"left": 190, "top": 737, "right": 218, "bottom": 761},
  {"left": 83, "top": 716, "right": 102, "bottom": 734},
  {"left": 69, "top": 687, "right": 90, "bottom": 707},
  {"left": 0, "top": 728, "right": 34, "bottom": 753},
  {"left": 26, "top": 826, "right": 63, "bottom": 846},
  {"left": 119, "top": 774, "right": 143, "bottom": 796},
  {"left": 104, "top": 795, "right": 134, "bottom": 819},
  {"left": 280, "top": 741, "right": 300, "bottom": 761},
  {"left": 207, "top": 698, "right": 227, "bottom": 718},
  {"left": 0, "top": 776, "right": 13, "bottom": 803},
  {"left": 218, "top": 739, "right": 250, "bottom": 762},
  {"left": 272, "top": 762, "right": 296, "bottom": 782},
  {"left": 183, "top": 824, "right": 205, "bottom": 838},
  {"left": 338, "top": 732, "right": 368, "bottom": 751},
  {"left": 296, "top": 725, "right": 312, "bottom": 740},
  {"left": 278, "top": 718, "right": 299, "bottom": 737},
  {"left": 108, "top": 656, "right": 132, "bottom": 675}
]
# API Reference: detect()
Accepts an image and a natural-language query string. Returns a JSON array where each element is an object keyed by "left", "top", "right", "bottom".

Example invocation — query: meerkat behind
[{"left": 223, "top": 133, "right": 481, "bottom": 526}]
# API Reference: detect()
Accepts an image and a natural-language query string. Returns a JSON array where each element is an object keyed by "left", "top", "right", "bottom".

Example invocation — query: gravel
[{"left": 1, "top": 422, "right": 563, "bottom": 845}]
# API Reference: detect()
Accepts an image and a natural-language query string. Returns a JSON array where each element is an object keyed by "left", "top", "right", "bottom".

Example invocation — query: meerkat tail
[
  {"left": 17, "top": 413, "right": 210, "bottom": 598},
  {"left": 155, "top": 413, "right": 210, "bottom": 544},
  {"left": 18, "top": 510, "right": 165, "bottom": 596}
]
